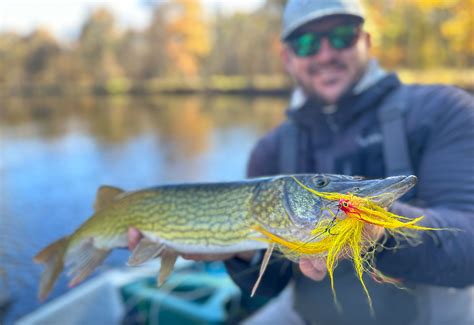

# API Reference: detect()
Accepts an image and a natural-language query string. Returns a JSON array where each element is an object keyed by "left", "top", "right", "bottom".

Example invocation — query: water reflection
[{"left": 0, "top": 94, "right": 286, "bottom": 323}]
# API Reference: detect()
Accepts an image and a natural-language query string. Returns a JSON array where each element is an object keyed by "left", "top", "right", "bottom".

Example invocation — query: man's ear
[
  {"left": 280, "top": 45, "right": 294, "bottom": 74},
  {"left": 364, "top": 32, "right": 371, "bottom": 49}
]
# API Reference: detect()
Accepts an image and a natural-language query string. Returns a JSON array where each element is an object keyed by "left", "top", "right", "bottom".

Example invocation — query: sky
[{"left": 0, "top": 0, "right": 264, "bottom": 40}]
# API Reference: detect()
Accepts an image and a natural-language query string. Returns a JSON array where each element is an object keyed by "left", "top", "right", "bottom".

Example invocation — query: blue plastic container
[{"left": 121, "top": 268, "right": 241, "bottom": 325}]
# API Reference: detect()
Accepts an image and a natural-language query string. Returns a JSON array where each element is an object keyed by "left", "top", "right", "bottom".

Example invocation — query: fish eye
[
  {"left": 313, "top": 176, "right": 329, "bottom": 188},
  {"left": 342, "top": 201, "right": 348, "bottom": 207},
  {"left": 352, "top": 187, "right": 361, "bottom": 192}
]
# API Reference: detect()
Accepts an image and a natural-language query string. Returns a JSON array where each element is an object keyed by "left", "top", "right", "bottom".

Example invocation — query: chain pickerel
[{"left": 35, "top": 174, "right": 419, "bottom": 301}]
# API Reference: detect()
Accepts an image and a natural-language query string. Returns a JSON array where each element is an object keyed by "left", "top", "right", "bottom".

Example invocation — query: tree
[
  {"left": 142, "top": 4, "right": 170, "bottom": 79},
  {"left": 142, "top": 0, "right": 210, "bottom": 79},
  {"left": 77, "top": 7, "right": 123, "bottom": 83},
  {"left": 206, "top": 0, "right": 284, "bottom": 77},
  {"left": 116, "top": 29, "right": 147, "bottom": 80},
  {"left": 23, "top": 28, "right": 61, "bottom": 83},
  {"left": 163, "top": 0, "right": 210, "bottom": 78},
  {"left": 0, "top": 32, "right": 26, "bottom": 90},
  {"left": 363, "top": 0, "right": 474, "bottom": 68}
]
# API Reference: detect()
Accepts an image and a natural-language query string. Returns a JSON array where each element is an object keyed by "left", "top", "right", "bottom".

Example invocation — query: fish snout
[{"left": 364, "top": 175, "right": 417, "bottom": 206}]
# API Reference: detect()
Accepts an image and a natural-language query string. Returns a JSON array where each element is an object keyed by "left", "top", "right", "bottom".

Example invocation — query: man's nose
[{"left": 314, "top": 38, "right": 337, "bottom": 62}]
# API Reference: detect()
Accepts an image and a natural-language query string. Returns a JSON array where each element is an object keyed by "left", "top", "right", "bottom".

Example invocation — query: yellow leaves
[
  {"left": 162, "top": 0, "right": 210, "bottom": 78},
  {"left": 415, "top": 0, "right": 460, "bottom": 12},
  {"left": 363, "top": 0, "right": 473, "bottom": 68},
  {"left": 440, "top": 0, "right": 474, "bottom": 56}
]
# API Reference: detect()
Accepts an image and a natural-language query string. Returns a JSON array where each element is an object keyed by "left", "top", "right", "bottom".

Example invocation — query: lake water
[{"left": 0, "top": 94, "right": 287, "bottom": 323}]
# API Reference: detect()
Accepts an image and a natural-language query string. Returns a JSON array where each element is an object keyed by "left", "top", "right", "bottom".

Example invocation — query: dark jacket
[{"left": 225, "top": 74, "right": 474, "bottom": 324}]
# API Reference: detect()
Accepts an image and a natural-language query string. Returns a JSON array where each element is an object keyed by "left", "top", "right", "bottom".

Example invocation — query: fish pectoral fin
[
  {"left": 251, "top": 243, "right": 275, "bottom": 297},
  {"left": 65, "top": 238, "right": 110, "bottom": 287},
  {"left": 158, "top": 250, "right": 178, "bottom": 286},
  {"left": 128, "top": 238, "right": 165, "bottom": 266},
  {"left": 94, "top": 186, "right": 125, "bottom": 211}
]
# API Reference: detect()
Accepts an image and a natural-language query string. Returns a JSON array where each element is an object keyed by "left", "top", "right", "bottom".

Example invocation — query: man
[
  {"left": 223, "top": 0, "right": 474, "bottom": 324},
  {"left": 129, "top": 0, "right": 474, "bottom": 323}
]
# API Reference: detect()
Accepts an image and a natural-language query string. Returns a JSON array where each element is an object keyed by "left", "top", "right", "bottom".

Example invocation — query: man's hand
[
  {"left": 299, "top": 257, "right": 328, "bottom": 281},
  {"left": 298, "top": 224, "right": 385, "bottom": 281},
  {"left": 127, "top": 227, "right": 255, "bottom": 262},
  {"left": 127, "top": 227, "right": 143, "bottom": 251}
]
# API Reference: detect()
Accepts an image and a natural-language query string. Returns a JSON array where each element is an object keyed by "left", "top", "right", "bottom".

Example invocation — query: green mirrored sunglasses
[{"left": 288, "top": 24, "right": 361, "bottom": 57}]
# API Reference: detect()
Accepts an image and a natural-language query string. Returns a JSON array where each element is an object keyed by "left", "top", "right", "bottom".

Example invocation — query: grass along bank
[{"left": 2, "top": 69, "right": 472, "bottom": 98}]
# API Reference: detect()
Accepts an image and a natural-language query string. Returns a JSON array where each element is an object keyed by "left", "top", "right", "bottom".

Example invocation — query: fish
[{"left": 34, "top": 174, "right": 417, "bottom": 300}]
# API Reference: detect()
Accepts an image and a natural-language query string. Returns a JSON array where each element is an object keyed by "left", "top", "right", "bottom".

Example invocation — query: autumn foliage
[{"left": 0, "top": 0, "right": 472, "bottom": 95}]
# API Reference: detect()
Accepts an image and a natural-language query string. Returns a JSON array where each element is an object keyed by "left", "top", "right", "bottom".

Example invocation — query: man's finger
[
  {"left": 363, "top": 224, "right": 385, "bottom": 242},
  {"left": 128, "top": 227, "right": 143, "bottom": 251}
]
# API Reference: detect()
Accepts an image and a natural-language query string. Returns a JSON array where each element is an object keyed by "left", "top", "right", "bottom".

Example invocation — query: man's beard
[{"left": 295, "top": 58, "right": 367, "bottom": 105}]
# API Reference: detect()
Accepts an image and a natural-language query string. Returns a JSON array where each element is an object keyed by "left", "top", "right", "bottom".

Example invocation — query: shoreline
[{"left": 2, "top": 70, "right": 473, "bottom": 98}]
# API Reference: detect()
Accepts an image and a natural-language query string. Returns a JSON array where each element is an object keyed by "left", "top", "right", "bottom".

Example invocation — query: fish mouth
[{"left": 360, "top": 175, "right": 417, "bottom": 207}]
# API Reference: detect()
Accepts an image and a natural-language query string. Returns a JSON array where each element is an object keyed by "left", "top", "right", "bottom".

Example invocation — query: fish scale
[{"left": 74, "top": 182, "right": 261, "bottom": 246}]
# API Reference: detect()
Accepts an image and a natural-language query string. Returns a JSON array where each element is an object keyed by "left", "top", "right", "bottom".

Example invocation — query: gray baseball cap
[{"left": 281, "top": 0, "right": 366, "bottom": 40}]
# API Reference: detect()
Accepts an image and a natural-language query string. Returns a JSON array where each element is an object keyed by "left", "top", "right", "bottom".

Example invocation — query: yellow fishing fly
[{"left": 253, "top": 176, "right": 442, "bottom": 311}]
